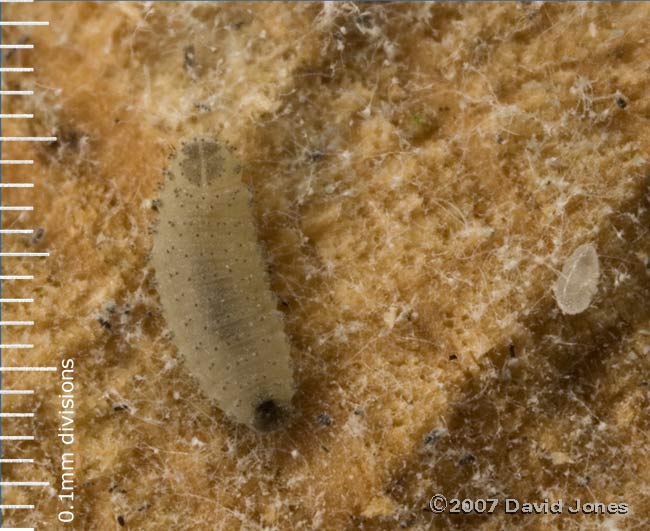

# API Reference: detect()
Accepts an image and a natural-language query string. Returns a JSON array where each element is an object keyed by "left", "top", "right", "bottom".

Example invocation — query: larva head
[{"left": 170, "top": 136, "right": 241, "bottom": 187}]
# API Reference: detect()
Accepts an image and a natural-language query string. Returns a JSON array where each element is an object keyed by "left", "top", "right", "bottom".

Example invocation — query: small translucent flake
[{"left": 554, "top": 243, "right": 600, "bottom": 315}]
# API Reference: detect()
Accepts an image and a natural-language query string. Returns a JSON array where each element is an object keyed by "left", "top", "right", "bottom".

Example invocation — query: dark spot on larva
[
  {"left": 117, "top": 515, "right": 125, "bottom": 526},
  {"left": 448, "top": 354, "right": 457, "bottom": 361},
  {"left": 616, "top": 96, "right": 627, "bottom": 109},
  {"left": 113, "top": 404, "right": 129, "bottom": 413},
  {"left": 253, "top": 399, "right": 288, "bottom": 432},
  {"left": 180, "top": 139, "right": 226, "bottom": 187}
]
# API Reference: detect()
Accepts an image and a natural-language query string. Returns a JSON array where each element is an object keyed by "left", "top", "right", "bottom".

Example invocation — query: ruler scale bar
[
  {"left": 0, "top": 21, "right": 48, "bottom": 26},
  {"left": 0, "top": 137, "right": 56, "bottom": 142},
  {"left": 0, "top": 367, "right": 56, "bottom": 372},
  {"left": 0, "top": 482, "right": 48, "bottom": 487},
  {"left": 1, "top": 8, "right": 51, "bottom": 524},
  {"left": 0, "top": 345, "right": 33, "bottom": 349}
]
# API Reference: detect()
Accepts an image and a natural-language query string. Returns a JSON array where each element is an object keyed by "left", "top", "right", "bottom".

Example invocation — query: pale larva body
[
  {"left": 554, "top": 243, "right": 600, "bottom": 315},
  {"left": 151, "top": 137, "right": 294, "bottom": 431}
]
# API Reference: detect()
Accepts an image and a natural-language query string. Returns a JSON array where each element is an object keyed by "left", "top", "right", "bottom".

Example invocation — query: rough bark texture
[{"left": 1, "top": 3, "right": 650, "bottom": 530}]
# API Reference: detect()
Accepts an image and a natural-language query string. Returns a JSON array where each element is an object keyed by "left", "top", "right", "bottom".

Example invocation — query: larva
[
  {"left": 151, "top": 137, "right": 294, "bottom": 431},
  {"left": 553, "top": 243, "right": 600, "bottom": 315}
]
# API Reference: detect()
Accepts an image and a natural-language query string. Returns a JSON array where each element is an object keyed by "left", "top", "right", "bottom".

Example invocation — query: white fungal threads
[
  {"left": 151, "top": 137, "right": 295, "bottom": 431},
  {"left": 553, "top": 243, "right": 600, "bottom": 315}
]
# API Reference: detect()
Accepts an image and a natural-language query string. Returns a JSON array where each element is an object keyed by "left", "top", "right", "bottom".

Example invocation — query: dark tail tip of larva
[{"left": 253, "top": 399, "right": 289, "bottom": 432}]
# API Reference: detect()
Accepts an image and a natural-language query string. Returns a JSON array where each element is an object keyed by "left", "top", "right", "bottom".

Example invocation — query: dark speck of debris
[
  {"left": 459, "top": 453, "right": 476, "bottom": 466},
  {"left": 509, "top": 343, "right": 516, "bottom": 358},
  {"left": 183, "top": 44, "right": 196, "bottom": 72},
  {"left": 108, "top": 483, "right": 126, "bottom": 495},
  {"left": 309, "top": 150, "right": 324, "bottom": 162},
  {"left": 98, "top": 317, "right": 112, "bottom": 331},
  {"left": 578, "top": 475, "right": 591, "bottom": 487},
  {"left": 423, "top": 428, "right": 448, "bottom": 446},
  {"left": 113, "top": 404, "right": 129, "bottom": 413},
  {"left": 449, "top": 354, "right": 457, "bottom": 361},
  {"left": 151, "top": 199, "right": 161, "bottom": 212},
  {"left": 616, "top": 96, "right": 627, "bottom": 109},
  {"left": 31, "top": 227, "right": 45, "bottom": 244},
  {"left": 317, "top": 413, "right": 332, "bottom": 426},
  {"left": 353, "top": 407, "right": 364, "bottom": 416},
  {"left": 355, "top": 13, "right": 373, "bottom": 28},
  {"left": 193, "top": 102, "right": 211, "bottom": 113},
  {"left": 117, "top": 515, "right": 125, "bottom": 526},
  {"left": 48, "top": 126, "right": 83, "bottom": 154}
]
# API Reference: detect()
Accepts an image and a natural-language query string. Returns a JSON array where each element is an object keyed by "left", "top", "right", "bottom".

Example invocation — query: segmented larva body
[{"left": 151, "top": 137, "right": 294, "bottom": 431}]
